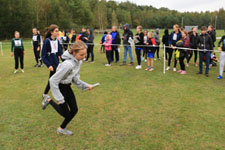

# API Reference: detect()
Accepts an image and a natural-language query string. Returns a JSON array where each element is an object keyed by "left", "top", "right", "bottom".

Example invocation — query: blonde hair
[
  {"left": 137, "top": 25, "right": 143, "bottom": 31},
  {"left": 69, "top": 41, "right": 87, "bottom": 54},
  {"left": 174, "top": 24, "right": 181, "bottom": 32}
]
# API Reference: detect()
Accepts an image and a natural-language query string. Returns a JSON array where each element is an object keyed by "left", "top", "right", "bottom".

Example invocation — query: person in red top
[
  {"left": 144, "top": 32, "right": 156, "bottom": 71},
  {"left": 177, "top": 30, "right": 190, "bottom": 75}
]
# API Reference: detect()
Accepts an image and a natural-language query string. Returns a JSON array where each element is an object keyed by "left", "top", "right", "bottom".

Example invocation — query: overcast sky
[{"left": 113, "top": 0, "right": 225, "bottom": 12}]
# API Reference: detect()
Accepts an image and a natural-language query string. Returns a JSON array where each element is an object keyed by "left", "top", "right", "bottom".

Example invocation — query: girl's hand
[
  {"left": 11, "top": 52, "right": 13, "bottom": 56},
  {"left": 37, "top": 47, "right": 40, "bottom": 51},
  {"left": 88, "top": 85, "right": 93, "bottom": 91},
  {"left": 49, "top": 66, "right": 54, "bottom": 71}
]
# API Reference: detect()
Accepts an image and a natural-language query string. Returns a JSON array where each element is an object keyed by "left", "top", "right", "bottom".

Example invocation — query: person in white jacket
[{"left": 42, "top": 41, "right": 93, "bottom": 135}]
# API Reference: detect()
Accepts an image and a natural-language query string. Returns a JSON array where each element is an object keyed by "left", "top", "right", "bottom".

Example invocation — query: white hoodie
[{"left": 49, "top": 50, "right": 89, "bottom": 103}]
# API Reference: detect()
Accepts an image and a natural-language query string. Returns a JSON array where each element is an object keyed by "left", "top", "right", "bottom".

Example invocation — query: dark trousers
[
  {"left": 100, "top": 45, "right": 105, "bottom": 53},
  {"left": 14, "top": 48, "right": 24, "bottom": 69},
  {"left": 154, "top": 46, "right": 160, "bottom": 58},
  {"left": 111, "top": 46, "right": 119, "bottom": 62},
  {"left": 49, "top": 84, "right": 78, "bottom": 129},
  {"left": 135, "top": 49, "right": 142, "bottom": 65},
  {"left": 143, "top": 47, "right": 147, "bottom": 59},
  {"left": 44, "top": 68, "right": 56, "bottom": 94},
  {"left": 174, "top": 50, "right": 178, "bottom": 68},
  {"left": 167, "top": 48, "right": 173, "bottom": 66},
  {"left": 165, "top": 47, "right": 170, "bottom": 60},
  {"left": 179, "top": 55, "right": 186, "bottom": 71},
  {"left": 187, "top": 48, "right": 198, "bottom": 63},
  {"left": 106, "top": 51, "right": 112, "bottom": 64},
  {"left": 86, "top": 45, "right": 94, "bottom": 61},
  {"left": 33, "top": 45, "right": 42, "bottom": 64},
  {"left": 199, "top": 51, "right": 210, "bottom": 74}
]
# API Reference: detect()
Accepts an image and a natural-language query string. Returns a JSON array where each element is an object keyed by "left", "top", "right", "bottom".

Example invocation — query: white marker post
[{"left": 163, "top": 44, "right": 166, "bottom": 74}]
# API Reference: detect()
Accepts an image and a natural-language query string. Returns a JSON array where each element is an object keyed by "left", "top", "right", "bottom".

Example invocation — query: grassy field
[{"left": 0, "top": 29, "right": 225, "bottom": 150}]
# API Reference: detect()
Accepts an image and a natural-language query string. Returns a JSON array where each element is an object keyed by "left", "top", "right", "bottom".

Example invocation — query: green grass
[{"left": 0, "top": 30, "right": 225, "bottom": 150}]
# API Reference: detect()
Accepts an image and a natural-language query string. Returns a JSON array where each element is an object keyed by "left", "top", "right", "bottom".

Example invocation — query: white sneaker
[
  {"left": 144, "top": 59, "right": 147, "bottom": 62},
  {"left": 141, "top": 57, "right": 144, "bottom": 61},
  {"left": 21, "top": 69, "right": 24, "bottom": 73},
  {"left": 136, "top": 65, "right": 142, "bottom": 69},
  {"left": 166, "top": 67, "right": 170, "bottom": 71},
  {"left": 105, "top": 64, "right": 111, "bottom": 67},
  {"left": 14, "top": 70, "right": 18, "bottom": 74},
  {"left": 173, "top": 68, "right": 177, "bottom": 72}
]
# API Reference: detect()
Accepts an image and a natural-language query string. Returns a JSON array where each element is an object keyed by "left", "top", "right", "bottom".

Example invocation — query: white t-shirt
[
  {"left": 173, "top": 34, "right": 177, "bottom": 41},
  {"left": 33, "top": 35, "right": 38, "bottom": 41},
  {"left": 50, "top": 40, "right": 58, "bottom": 53}
]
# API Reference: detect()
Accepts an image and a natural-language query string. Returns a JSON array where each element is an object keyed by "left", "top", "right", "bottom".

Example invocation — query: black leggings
[
  {"left": 187, "top": 48, "right": 198, "bottom": 63},
  {"left": 167, "top": 48, "right": 173, "bottom": 66},
  {"left": 179, "top": 55, "right": 186, "bottom": 71},
  {"left": 106, "top": 51, "right": 112, "bottom": 64},
  {"left": 135, "top": 49, "right": 142, "bottom": 65},
  {"left": 49, "top": 84, "right": 78, "bottom": 129},
  {"left": 33, "top": 45, "right": 42, "bottom": 64},
  {"left": 154, "top": 46, "right": 160, "bottom": 58},
  {"left": 14, "top": 48, "right": 24, "bottom": 69},
  {"left": 165, "top": 47, "right": 170, "bottom": 60},
  {"left": 111, "top": 46, "right": 119, "bottom": 62},
  {"left": 44, "top": 69, "right": 56, "bottom": 95},
  {"left": 143, "top": 47, "right": 147, "bottom": 59},
  {"left": 86, "top": 45, "right": 94, "bottom": 61}
]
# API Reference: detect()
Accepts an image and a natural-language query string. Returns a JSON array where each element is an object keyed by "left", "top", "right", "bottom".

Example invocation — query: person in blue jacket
[
  {"left": 100, "top": 31, "right": 107, "bottom": 53},
  {"left": 41, "top": 24, "right": 63, "bottom": 108},
  {"left": 167, "top": 24, "right": 182, "bottom": 71}
]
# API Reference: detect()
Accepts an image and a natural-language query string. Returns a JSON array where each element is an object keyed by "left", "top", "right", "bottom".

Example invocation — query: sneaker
[
  {"left": 180, "top": 71, "right": 187, "bottom": 74},
  {"left": 141, "top": 57, "right": 145, "bottom": 61},
  {"left": 57, "top": 128, "right": 73, "bottom": 135},
  {"left": 21, "top": 69, "right": 24, "bottom": 73},
  {"left": 145, "top": 67, "right": 150, "bottom": 71},
  {"left": 34, "top": 64, "right": 39, "bottom": 67},
  {"left": 205, "top": 73, "right": 209, "bottom": 77},
  {"left": 14, "top": 70, "right": 18, "bottom": 74},
  {"left": 105, "top": 64, "right": 111, "bottom": 67},
  {"left": 144, "top": 59, "right": 147, "bottom": 62},
  {"left": 120, "top": 62, "right": 126, "bottom": 66},
  {"left": 42, "top": 94, "right": 50, "bottom": 110},
  {"left": 136, "top": 65, "right": 142, "bottom": 69},
  {"left": 217, "top": 75, "right": 222, "bottom": 79},
  {"left": 40, "top": 64, "right": 44, "bottom": 67},
  {"left": 154, "top": 58, "right": 157, "bottom": 61},
  {"left": 128, "top": 62, "right": 134, "bottom": 66},
  {"left": 173, "top": 68, "right": 177, "bottom": 72},
  {"left": 166, "top": 66, "right": 170, "bottom": 71},
  {"left": 149, "top": 68, "right": 154, "bottom": 71},
  {"left": 177, "top": 70, "right": 182, "bottom": 73}
]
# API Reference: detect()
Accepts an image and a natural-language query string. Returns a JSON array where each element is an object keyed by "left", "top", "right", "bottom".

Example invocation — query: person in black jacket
[
  {"left": 79, "top": 27, "right": 89, "bottom": 43},
  {"left": 62, "top": 30, "right": 69, "bottom": 51},
  {"left": 208, "top": 25, "right": 216, "bottom": 67},
  {"left": 32, "top": 28, "right": 43, "bottom": 67},
  {"left": 162, "top": 29, "right": 169, "bottom": 61},
  {"left": 70, "top": 29, "right": 76, "bottom": 44},
  {"left": 134, "top": 25, "right": 144, "bottom": 69},
  {"left": 85, "top": 28, "right": 95, "bottom": 62},
  {"left": 110, "top": 26, "right": 121, "bottom": 63},
  {"left": 197, "top": 26, "right": 213, "bottom": 77},
  {"left": 187, "top": 27, "right": 199, "bottom": 66},
  {"left": 120, "top": 24, "right": 134, "bottom": 66}
]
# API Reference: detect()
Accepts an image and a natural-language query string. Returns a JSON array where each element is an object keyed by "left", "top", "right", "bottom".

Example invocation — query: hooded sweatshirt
[
  {"left": 123, "top": 24, "right": 133, "bottom": 45},
  {"left": 154, "top": 29, "right": 160, "bottom": 45},
  {"left": 49, "top": 50, "right": 90, "bottom": 103},
  {"left": 87, "top": 28, "right": 94, "bottom": 44}
]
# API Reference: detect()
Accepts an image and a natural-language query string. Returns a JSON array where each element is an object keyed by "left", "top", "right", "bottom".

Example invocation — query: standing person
[
  {"left": 177, "top": 30, "right": 190, "bottom": 75},
  {"left": 208, "top": 25, "right": 216, "bottom": 68},
  {"left": 154, "top": 28, "right": 160, "bottom": 60},
  {"left": 134, "top": 25, "right": 144, "bottom": 69},
  {"left": 42, "top": 41, "right": 93, "bottom": 135},
  {"left": 32, "top": 28, "right": 43, "bottom": 67},
  {"left": 217, "top": 35, "right": 225, "bottom": 79},
  {"left": 120, "top": 24, "right": 134, "bottom": 66},
  {"left": 41, "top": 24, "right": 63, "bottom": 107},
  {"left": 196, "top": 26, "right": 213, "bottom": 77},
  {"left": 70, "top": 29, "right": 76, "bottom": 44},
  {"left": 145, "top": 32, "right": 156, "bottom": 71},
  {"left": 85, "top": 28, "right": 94, "bottom": 63},
  {"left": 100, "top": 32, "right": 107, "bottom": 53},
  {"left": 11, "top": 31, "right": 25, "bottom": 73},
  {"left": 62, "top": 30, "right": 69, "bottom": 51},
  {"left": 79, "top": 27, "right": 89, "bottom": 44},
  {"left": 103, "top": 34, "right": 112, "bottom": 67},
  {"left": 162, "top": 29, "right": 169, "bottom": 61},
  {"left": 167, "top": 24, "right": 182, "bottom": 71},
  {"left": 111, "top": 26, "right": 121, "bottom": 63},
  {"left": 143, "top": 30, "right": 148, "bottom": 62},
  {"left": 187, "top": 27, "right": 199, "bottom": 67}
]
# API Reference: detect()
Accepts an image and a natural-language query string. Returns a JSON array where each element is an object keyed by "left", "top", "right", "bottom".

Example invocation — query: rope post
[
  {"left": 163, "top": 44, "right": 166, "bottom": 74},
  {"left": 0, "top": 42, "right": 3, "bottom": 56}
]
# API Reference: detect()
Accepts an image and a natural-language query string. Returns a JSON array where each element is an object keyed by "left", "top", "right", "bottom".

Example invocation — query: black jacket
[
  {"left": 218, "top": 36, "right": 225, "bottom": 51},
  {"left": 87, "top": 28, "right": 94, "bottom": 44},
  {"left": 135, "top": 32, "right": 144, "bottom": 48},
  {"left": 162, "top": 29, "right": 169, "bottom": 46},
  {"left": 208, "top": 30, "right": 216, "bottom": 47},
  {"left": 79, "top": 31, "right": 89, "bottom": 43},
  {"left": 122, "top": 24, "right": 133, "bottom": 45},
  {"left": 110, "top": 31, "right": 121, "bottom": 46},
  {"left": 197, "top": 33, "right": 213, "bottom": 51},
  {"left": 189, "top": 31, "right": 198, "bottom": 48}
]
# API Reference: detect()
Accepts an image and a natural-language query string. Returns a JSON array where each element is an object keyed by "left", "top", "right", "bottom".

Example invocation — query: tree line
[{"left": 0, "top": 0, "right": 224, "bottom": 39}]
